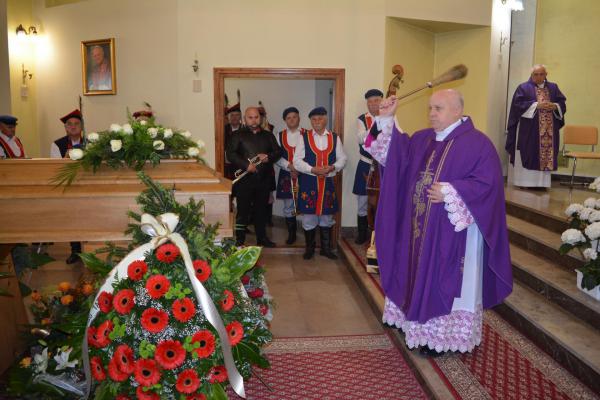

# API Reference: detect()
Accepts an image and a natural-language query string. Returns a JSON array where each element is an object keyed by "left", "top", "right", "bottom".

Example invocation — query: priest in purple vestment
[
  {"left": 506, "top": 64, "right": 566, "bottom": 188},
  {"left": 365, "top": 90, "right": 512, "bottom": 357}
]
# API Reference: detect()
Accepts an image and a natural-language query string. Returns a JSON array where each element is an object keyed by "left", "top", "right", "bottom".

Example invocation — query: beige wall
[
  {"left": 6, "top": 0, "right": 498, "bottom": 225},
  {"left": 0, "top": 0, "right": 10, "bottom": 113},
  {"left": 535, "top": 0, "right": 600, "bottom": 177}
]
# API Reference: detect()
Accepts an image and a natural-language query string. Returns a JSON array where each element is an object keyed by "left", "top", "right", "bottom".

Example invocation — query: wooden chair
[{"left": 561, "top": 125, "right": 600, "bottom": 187}]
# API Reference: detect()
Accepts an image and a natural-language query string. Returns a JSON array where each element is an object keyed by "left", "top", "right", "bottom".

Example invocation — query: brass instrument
[
  {"left": 290, "top": 175, "right": 299, "bottom": 216},
  {"left": 232, "top": 155, "right": 263, "bottom": 184}
]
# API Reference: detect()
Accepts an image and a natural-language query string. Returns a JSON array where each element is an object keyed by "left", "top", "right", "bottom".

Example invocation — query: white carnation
[
  {"left": 110, "top": 139, "right": 122, "bottom": 152},
  {"left": 153, "top": 140, "right": 165, "bottom": 150},
  {"left": 140, "top": 120, "right": 148, "bottom": 126},
  {"left": 196, "top": 139, "right": 206, "bottom": 149},
  {"left": 579, "top": 207, "right": 595, "bottom": 222},
  {"left": 122, "top": 123, "right": 133, "bottom": 134},
  {"left": 561, "top": 228, "right": 586, "bottom": 245},
  {"left": 584, "top": 197, "right": 597, "bottom": 208},
  {"left": 585, "top": 222, "right": 600, "bottom": 240},
  {"left": 163, "top": 128, "right": 173, "bottom": 138},
  {"left": 594, "top": 199, "right": 600, "bottom": 209},
  {"left": 148, "top": 127, "right": 159, "bottom": 138},
  {"left": 590, "top": 211, "right": 600, "bottom": 223},
  {"left": 180, "top": 130, "right": 192, "bottom": 138},
  {"left": 589, "top": 177, "right": 600, "bottom": 190},
  {"left": 584, "top": 248, "right": 598, "bottom": 261},
  {"left": 187, "top": 147, "right": 200, "bottom": 157},
  {"left": 68, "top": 148, "right": 83, "bottom": 160},
  {"left": 87, "top": 132, "right": 99, "bottom": 142},
  {"left": 109, "top": 123, "right": 121, "bottom": 133}
]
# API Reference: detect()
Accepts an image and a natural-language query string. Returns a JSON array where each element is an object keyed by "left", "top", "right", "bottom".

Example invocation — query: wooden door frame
[{"left": 213, "top": 67, "right": 345, "bottom": 246}]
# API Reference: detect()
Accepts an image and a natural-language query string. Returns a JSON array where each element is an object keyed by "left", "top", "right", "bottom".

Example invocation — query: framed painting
[{"left": 81, "top": 38, "right": 116, "bottom": 95}]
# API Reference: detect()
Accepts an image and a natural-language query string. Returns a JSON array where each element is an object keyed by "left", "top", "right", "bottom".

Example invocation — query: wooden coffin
[{"left": 0, "top": 159, "right": 233, "bottom": 243}]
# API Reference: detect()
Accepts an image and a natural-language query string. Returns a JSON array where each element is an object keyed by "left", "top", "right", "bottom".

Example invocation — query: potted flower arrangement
[
  {"left": 560, "top": 197, "right": 600, "bottom": 300},
  {"left": 53, "top": 112, "right": 206, "bottom": 186}
]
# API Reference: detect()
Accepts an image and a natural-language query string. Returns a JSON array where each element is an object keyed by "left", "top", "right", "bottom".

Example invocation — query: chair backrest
[{"left": 564, "top": 125, "right": 598, "bottom": 146}]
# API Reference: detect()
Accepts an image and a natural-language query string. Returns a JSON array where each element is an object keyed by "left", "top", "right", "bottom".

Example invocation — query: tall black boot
[
  {"left": 66, "top": 241, "right": 82, "bottom": 264},
  {"left": 266, "top": 204, "right": 274, "bottom": 227},
  {"left": 319, "top": 227, "right": 337, "bottom": 260},
  {"left": 285, "top": 217, "right": 297, "bottom": 245},
  {"left": 355, "top": 215, "right": 368, "bottom": 245},
  {"left": 303, "top": 228, "right": 316, "bottom": 260}
]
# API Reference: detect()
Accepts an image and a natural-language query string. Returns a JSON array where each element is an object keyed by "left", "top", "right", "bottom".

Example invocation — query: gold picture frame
[{"left": 81, "top": 38, "right": 116, "bottom": 95}]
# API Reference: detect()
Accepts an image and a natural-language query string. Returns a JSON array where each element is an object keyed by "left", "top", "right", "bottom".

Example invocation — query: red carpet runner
[
  {"left": 342, "top": 237, "right": 599, "bottom": 400},
  {"left": 228, "top": 334, "right": 428, "bottom": 399}
]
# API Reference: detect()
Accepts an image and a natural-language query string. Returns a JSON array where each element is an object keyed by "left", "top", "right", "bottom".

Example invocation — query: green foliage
[{"left": 213, "top": 247, "right": 261, "bottom": 284}]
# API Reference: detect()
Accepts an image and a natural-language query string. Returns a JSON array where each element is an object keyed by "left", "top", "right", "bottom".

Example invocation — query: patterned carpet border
[{"left": 341, "top": 237, "right": 599, "bottom": 400}]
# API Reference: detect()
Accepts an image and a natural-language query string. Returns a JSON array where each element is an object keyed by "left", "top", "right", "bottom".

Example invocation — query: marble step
[
  {"left": 495, "top": 282, "right": 600, "bottom": 395},
  {"left": 506, "top": 198, "right": 568, "bottom": 234},
  {"left": 507, "top": 214, "right": 583, "bottom": 271},
  {"left": 510, "top": 244, "right": 600, "bottom": 331}
]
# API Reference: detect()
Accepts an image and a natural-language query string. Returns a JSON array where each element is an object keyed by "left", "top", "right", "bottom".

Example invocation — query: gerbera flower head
[
  {"left": 193, "top": 259, "right": 211, "bottom": 282},
  {"left": 248, "top": 287, "right": 264, "bottom": 298},
  {"left": 95, "top": 320, "right": 114, "bottom": 348},
  {"left": 108, "top": 355, "right": 129, "bottom": 382},
  {"left": 226, "top": 320, "right": 244, "bottom": 346},
  {"left": 90, "top": 356, "right": 105, "bottom": 381},
  {"left": 186, "top": 394, "right": 207, "bottom": 400},
  {"left": 172, "top": 297, "right": 196, "bottom": 322},
  {"left": 115, "top": 395, "right": 131, "bottom": 400},
  {"left": 114, "top": 344, "right": 135, "bottom": 374},
  {"left": 97, "top": 291, "right": 113, "bottom": 313},
  {"left": 134, "top": 358, "right": 161, "bottom": 387},
  {"left": 155, "top": 340, "right": 186, "bottom": 370},
  {"left": 221, "top": 289, "right": 234, "bottom": 312},
  {"left": 127, "top": 260, "right": 148, "bottom": 281},
  {"left": 191, "top": 330, "right": 215, "bottom": 359},
  {"left": 113, "top": 289, "right": 135, "bottom": 314},
  {"left": 175, "top": 369, "right": 200, "bottom": 394},
  {"left": 156, "top": 243, "right": 180, "bottom": 263},
  {"left": 136, "top": 386, "right": 160, "bottom": 400},
  {"left": 145, "top": 274, "right": 170, "bottom": 299},
  {"left": 241, "top": 275, "right": 250, "bottom": 285},
  {"left": 141, "top": 308, "right": 169, "bottom": 333},
  {"left": 208, "top": 365, "right": 228, "bottom": 383}
]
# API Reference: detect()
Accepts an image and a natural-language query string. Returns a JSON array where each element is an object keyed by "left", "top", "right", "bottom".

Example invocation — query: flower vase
[{"left": 576, "top": 270, "right": 600, "bottom": 301}]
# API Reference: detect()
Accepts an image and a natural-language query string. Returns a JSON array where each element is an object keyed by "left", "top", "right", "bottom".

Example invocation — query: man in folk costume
[
  {"left": 294, "top": 107, "right": 347, "bottom": 260},
  {"left": 226, "top": 107, "right": 281, "bottom": 247},
  {"left": 50, "top": 109, "right": 86, "bottom": 263},
  {"left": 506, "top": 64, "right": 566, "bottom": 189},
  {"left": 50, "top": 109, "right": 85, "bottom": 158},
  {"left": 224, "top": 103, "right": 243, "bottom": 180},
  {"left": 0, "top": 115, "right": 26, "bottom": 158},
  {"left": 353, "top": 89, "right": 383, "bottom": 244},
  {"left": 366, "top": 90, "right": 512, "bottom": 356},
  {"left": 275, "top": 107, "right": 306, "bottom": 245}
]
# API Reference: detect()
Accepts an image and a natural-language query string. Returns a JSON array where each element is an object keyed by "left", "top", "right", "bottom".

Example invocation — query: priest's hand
[
  {"left": 427, "top": 183, "right": 444, "bottom": 203},
  {"left": 379, "top": 96, "right": 398, "bottom": 117}
]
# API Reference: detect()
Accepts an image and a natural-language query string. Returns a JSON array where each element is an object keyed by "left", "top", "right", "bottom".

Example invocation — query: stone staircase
[{"left": 499, "top": 191, "right": 600, "bottom": 394}]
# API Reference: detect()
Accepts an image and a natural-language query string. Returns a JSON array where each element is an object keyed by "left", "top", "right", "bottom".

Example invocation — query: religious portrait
[{"left": 81, "top": 38, "right": 116, "bottom": 95}]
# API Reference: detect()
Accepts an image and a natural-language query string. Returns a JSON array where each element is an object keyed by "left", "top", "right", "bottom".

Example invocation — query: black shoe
[
  {"left": 257, "top": 238, "right": 276, "bottom": 248},
  {"left": 419, "top": 346, "right": 445, "bottom": 358},
  {"left": 303, "top": 228, "right": 316, "bottom": 260},
  {"left": 319, "top": 227, "right": 338, "bottom": 259},
  {"left": 355, "top": 215, "right": 369, "bottom": 245},
  {"left": 66, "top": 253, "right": 80, "bottom": 264},
  {"left": 285, "top": 217, "right": 297, "bottom": 245}
]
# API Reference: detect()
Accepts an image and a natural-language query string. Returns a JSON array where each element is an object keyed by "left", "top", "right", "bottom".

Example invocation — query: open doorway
[{"left": 213, "top": 68, "right": 345, "bottom": 248}]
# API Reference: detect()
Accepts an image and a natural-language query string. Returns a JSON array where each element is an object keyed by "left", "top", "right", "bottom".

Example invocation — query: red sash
[
  {"left": 307, "top": 130, "right": 335, "bottom": 215},
  {"left": 0, "top": 136, "right": 25, "bottom": 158}
]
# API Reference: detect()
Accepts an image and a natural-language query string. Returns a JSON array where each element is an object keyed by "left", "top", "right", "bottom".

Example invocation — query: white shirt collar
[
  {"left": 286, "top": 127, "right": 301, "bottom": 134},
  {"left": 311, "top": 129, "right": 330, "bottom": 136},
  {"left": 537, "top": 81, "right": 546, "bottom": 88},
  {"left": 435, "top": 117, "right": 466, "bottom": 141},
  {"left": 0, "top": 131, "right": 16, "bottom": 142}
]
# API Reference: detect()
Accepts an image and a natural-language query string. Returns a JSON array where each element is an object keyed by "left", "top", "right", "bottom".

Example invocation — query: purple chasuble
[
  {"left": 376, "top": 117, "right": 512, "bottom": 324},
  {"left": 505, "top": 78, "right": 566, "bottom": 171}
]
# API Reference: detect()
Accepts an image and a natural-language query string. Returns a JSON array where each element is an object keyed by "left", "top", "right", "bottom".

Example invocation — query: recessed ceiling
[{"left": 392, "top": 17, "right": 486, "bottom": 33}]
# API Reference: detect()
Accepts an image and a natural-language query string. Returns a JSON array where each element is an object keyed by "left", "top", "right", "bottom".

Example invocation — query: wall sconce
[
  {"left": 22, "top": 63, "right": 32, "bottom": 84},
  {"left": 16, "top": 24, "right": 38, "bottom": 37},
  {"left": 501, "top": 0, "right": 524, "bottom": 11},
  {"left": 192, "top": 59, "right": 199, "bottom": 73},
  {"left": 500, "top": 31, "right": 509, "bottom": 52}
]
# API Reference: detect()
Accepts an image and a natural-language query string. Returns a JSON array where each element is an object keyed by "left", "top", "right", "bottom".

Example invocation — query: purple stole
[{"left": 536, "top": 87, "right": 554, "bottom": 171}]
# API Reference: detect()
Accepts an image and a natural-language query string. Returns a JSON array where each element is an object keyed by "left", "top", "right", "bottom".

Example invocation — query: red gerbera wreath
[
  {"left": 156, "top": 243, "right": 180, "bottom": 263},
  {"left": 114, "top": 344, "right": 135, "bottom": 374},
  {"left": 108, "top": 355, "right": 129, "bottom": 382},
  {"left": 113, "top": 289, "right": 135, "bottom": 314},
  {"left": 190, "top": 330, "right": 215, "bottom": 358},
  {"left": 145, "top": 274, "right": 170, "bottom": 299},
  {"left": 208, "top": 365, "right": 228, "bottom": 383},
  {"left": 226, "top": 320, "right": 244, "bottom": 346},
  {"left": 193, "top": 259, "right": 211, "bottom": 282},
  {"left": 134, "top": 358, "right": 161, "bottom": 387},
  {"left": 172, "top": 297, "right": 195, "bottom": 322},
  {"left": 97, "top": 291, "right": 113, "bottom": 313},
  {"left": 221, "top": 289, "right": 234, "bottom": 312},
  {"left": 90, "top": 356, "right": 105, "bottom": 381},
  {"left": 141, "top": 308, "right": 169, "bottom": 333},
  {"left": 127, "top": 260, "right": 148, "bottom": 281},
  {"left": 155, "top": 340, "right": 186, "bottom": 370},
  {"left": 175, "top": 369, "right": 200, "bottom": 394}
]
